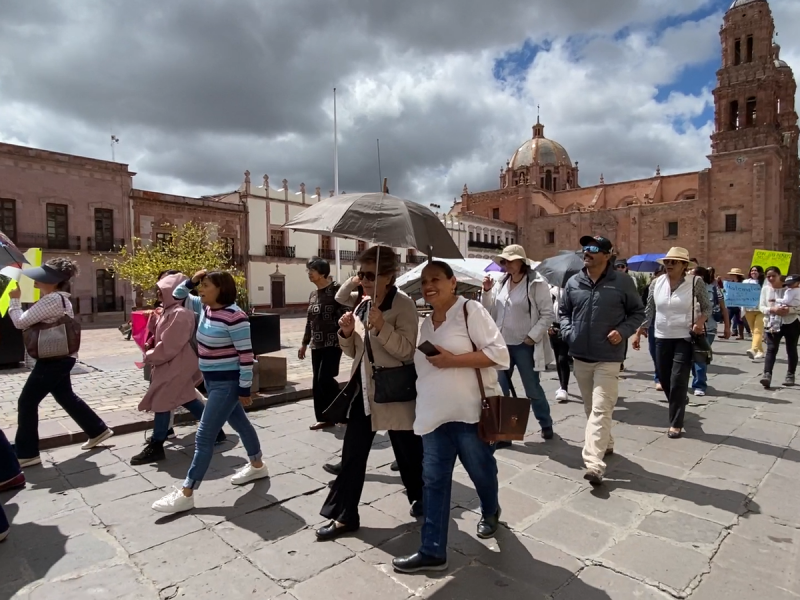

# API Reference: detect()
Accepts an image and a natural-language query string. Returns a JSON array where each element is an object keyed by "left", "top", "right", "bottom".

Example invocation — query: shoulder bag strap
[
  {"left": 462, "top": 301, "right": 487, "bottom": 402},
  {"left": 361, "top": 300, "right": 376, "bottom": 367}
]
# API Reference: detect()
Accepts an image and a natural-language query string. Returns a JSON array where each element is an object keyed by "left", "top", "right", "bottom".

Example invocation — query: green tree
[{"left": 100, "top": 221, "right": 249, "bottom": 311}]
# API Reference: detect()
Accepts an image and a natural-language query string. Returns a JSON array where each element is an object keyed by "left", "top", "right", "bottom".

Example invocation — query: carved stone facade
[{"left": 461, "top": 0, "right": 799, "bottom": 273}]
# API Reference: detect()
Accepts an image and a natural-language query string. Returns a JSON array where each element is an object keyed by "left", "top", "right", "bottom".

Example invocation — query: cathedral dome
[
  {"left": 508, "top": 120, "right": 572, "bottom": 170},
  {"left": 728, "top": 0, "right": 766, "bottom": 10}
]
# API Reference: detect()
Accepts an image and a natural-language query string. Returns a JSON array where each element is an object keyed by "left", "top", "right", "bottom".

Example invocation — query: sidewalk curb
[{"left": 3, "top": 376, "right": 346, "bottom": 452}]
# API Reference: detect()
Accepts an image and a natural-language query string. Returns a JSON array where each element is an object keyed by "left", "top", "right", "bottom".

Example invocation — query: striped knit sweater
[{"left": 174, "top": 280, "right": 254, "bottom": 396}]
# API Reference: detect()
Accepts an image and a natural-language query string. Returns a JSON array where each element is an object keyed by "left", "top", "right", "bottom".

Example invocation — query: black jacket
[{"left": 559, "top": 265, "right": 645, "bottom": 363}]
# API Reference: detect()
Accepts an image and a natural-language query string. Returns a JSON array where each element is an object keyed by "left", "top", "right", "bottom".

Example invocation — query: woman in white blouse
[{"left": 392, "top": 261, "right": 509, "bottom": 574}]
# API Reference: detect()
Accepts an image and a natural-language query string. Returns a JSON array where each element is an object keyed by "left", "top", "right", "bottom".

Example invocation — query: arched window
[
  {"left": 545, "top": 171, "right": 553, "bottom": 191},
  {"left": 746, "top": 97, "right": 757, "bottom": 127},
  {"left": 729, "top": 100, "right": 739, "bottom": 130},
  {"left": 96, "top": 269, "right": 116, "bottom": 313}
]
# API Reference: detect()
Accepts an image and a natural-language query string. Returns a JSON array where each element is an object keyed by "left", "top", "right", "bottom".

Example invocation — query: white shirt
[
  {"left": 493, "top": 280, "right": 531, "bottom": 345},
  {"left": 413, "top": 296, "right": 510, "bottom": 436},
  {"left": 760, "top": 285, "right": 800, "bottom": 326},
  {"left": 653, "top": 276, "right": 694, "bottom": 340}
]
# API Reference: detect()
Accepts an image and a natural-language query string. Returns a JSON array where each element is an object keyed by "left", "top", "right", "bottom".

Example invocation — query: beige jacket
[{"left": 338, "top": 287, "right": 419, "bottom": 431}]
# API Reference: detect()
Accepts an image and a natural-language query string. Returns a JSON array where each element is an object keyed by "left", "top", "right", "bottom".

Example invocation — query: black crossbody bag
[{"left": 362, "top": 300, "right": 417, "bottom": 404}]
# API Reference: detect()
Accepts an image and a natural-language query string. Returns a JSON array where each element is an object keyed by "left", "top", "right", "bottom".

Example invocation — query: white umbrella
[{"left": 396, "top": 258, "right": 501, "bottom": 297}]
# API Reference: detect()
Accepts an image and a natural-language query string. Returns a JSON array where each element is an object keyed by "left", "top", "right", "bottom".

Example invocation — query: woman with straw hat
[
  {"left": 633, "top": 247, "right": 711, "bottom": 439},
  {"left": 725, "top": 268, "right": 750, "bottom": 340}
]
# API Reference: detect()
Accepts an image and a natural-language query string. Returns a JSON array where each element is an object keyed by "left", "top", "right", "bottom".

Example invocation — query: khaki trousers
[
  {"left": 744, "top": 310, "right": 765, "bottom": 354},
  {"left": 573, "top": 359, "right": 620, "bottom": 475}
]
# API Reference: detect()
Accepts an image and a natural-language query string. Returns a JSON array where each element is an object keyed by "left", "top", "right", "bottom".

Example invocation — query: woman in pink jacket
[{"left": 131, "top": 273, "right": 222, "bottom": 465}]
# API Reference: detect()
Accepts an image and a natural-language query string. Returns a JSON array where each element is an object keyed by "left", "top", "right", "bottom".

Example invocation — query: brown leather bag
[
  {"left": 462, "top": 302, "right": 530, "bottom": 443},
  {"left": 23, "top": 295, "right": 81, "bottom": 359}
]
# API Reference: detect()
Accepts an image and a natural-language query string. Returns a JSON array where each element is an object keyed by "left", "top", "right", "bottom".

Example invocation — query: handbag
[
  {"left": 691, "top": 279, "right": 713, "bottom": 365},
  {"left": 23, "top": 294, "right": 81, "bottom": 360},
  {"left": 462, "top": 302, "right": 530, "bottom": 442},
  {"left": 363, "top": 310, "right": 417, "bottom": 403}
]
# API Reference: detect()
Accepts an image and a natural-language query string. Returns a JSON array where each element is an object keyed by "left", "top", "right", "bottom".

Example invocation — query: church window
[
  {"left": 545, "top": 171, "right": 553, "bottom": 191},
  {"left": 746, "top": 97, "right": 757, "bottom": 127},
  {"left": 546, "top": 230, "right": 555, "bottom": 245},
  {"left": 734, "top": 39, "right": 741, "bottom": 66},
  {"left": 666, "top": 221, "right": 679, "bottom": 237},
  {"left": 725, "top": 214, "right": 737, "bottom": 232},
  {"left": 746, "top": 35, "right": 754, "bottom": 63},
  {"left": 492, "top": 208, "right": 500, "bottom": 219},
  {"left": 729, "top": 100, "right": 739, "bottom": 130},
  {"left": 553, "top": 177, "right": 558, "bottom": 190}
]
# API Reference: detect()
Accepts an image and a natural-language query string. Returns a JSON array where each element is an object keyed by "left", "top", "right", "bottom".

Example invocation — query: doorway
[{"left": 271, "top": 280, "right": 285, "bottom": 309}]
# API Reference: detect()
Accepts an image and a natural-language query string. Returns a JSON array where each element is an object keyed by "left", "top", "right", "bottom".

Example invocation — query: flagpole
[{"left": 333, "top": 87, "right": 341, "bottom": 282}]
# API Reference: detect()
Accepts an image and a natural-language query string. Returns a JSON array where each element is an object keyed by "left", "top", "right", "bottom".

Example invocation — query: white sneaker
[
  {"left": 746, "top": 349, "right": 755, "bottom": 359},
  {"left": 231, "top": 463, "right": 270, "bottom": 486},
  {"left": 755, "top": 352, "right": 765, "bottom": 360},
  {"left": 694, "top": 389, "right": 706, "bottom": 397},
  {"left": 81, "top": 429, "right": 114, "bottom": 450},
  {"left": 18, "top": 456, "right": 42, "bottom": 468},
  {"left": 555, "top": 389, "right": 568, "bottom": 403},
  {"left": 152, "top": 487, "right": 195, "bottom": 513},
  {"left": 0, "top": 529, "right": 8, "bottom": 543}
]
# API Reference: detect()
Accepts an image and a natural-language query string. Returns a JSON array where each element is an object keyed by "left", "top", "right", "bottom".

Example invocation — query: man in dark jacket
[{"left": 559, "top": 235, "right": 645, "bottom": 485}]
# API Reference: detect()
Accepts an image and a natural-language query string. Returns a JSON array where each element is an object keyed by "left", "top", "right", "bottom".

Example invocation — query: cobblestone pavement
[
  {"left": 3, "top": 337, "right": 800, "bottom": 598},
  {"left": 0, "top": 318, "right": 351, "bottom": 432}
]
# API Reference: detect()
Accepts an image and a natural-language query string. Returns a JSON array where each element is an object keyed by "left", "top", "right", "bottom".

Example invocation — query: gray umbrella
[
  {"left": 284, "top": 192, "right": 462, "bottom": 259},
  {"left": 534, "top": 251, "right": 585, "bottom": 287}
]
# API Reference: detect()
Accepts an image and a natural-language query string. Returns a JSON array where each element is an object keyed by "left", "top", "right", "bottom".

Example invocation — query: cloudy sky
[{"left": 0, "top": 0, "right": 797, "bottom": 209}]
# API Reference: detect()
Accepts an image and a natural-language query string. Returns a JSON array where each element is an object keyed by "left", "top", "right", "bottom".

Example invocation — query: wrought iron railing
[{"left": 265, "top": 245, "right": 296, "bottom": 258}]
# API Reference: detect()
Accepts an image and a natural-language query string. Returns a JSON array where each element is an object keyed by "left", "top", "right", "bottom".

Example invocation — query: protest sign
[
  {"left": 751, "top": 249, "right": 792, "bottom": 275},
  {"left": 723, "top": 281, "right": 761, "bottom": 309}
]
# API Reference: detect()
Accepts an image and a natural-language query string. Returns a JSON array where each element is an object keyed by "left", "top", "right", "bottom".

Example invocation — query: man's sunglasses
[
  {"left": 583, "top": 246, "right": 602, "bottom": 254},
  {"left": 357, "top": 271, "right": 377, "bottom": 282},
  {"left": 615, "top": 264, "right": 627, "bottom": 270}
]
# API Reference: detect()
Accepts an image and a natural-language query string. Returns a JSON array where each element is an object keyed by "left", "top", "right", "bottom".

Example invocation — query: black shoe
[
  {"left": 392, "top": 552, "right": 448, "bottom": 574},
  {"left": 323, "top": 462, "right": 342, "bottom": 476},
  {"left": 130, "top": 442, "right": 165, "bottom": 466},
  {"left": 784, "top": 374, "right": 796, "bottom": 387},
  {"left": 667, "top": 429, "right": 682, "bottom": 439},
  {"left": 215, "top": 430, "right": 227, "bottom": 445},
  {"left": 541, "top": 427, "right": 554, "bottom": 440},
  {"left": 760, "top": 373, "right": 772, "bottom": 389},
  {"left": 583, "top": 469, "right": 603, "bottom": 486},
  {"left": 477, "top": 507, "right": 501, "bottom": 539},
  {"left": 315, "top": 521, "right": 359, "bottom": 541},
  {"left": 495, "top": 441, "right": 512, "bottom": 449},
  {"left": 390, "top": 460, "right": 399, "bottom": 472},
  {"left": 409, "top": 500, "right": 423, "bottom": 518}
]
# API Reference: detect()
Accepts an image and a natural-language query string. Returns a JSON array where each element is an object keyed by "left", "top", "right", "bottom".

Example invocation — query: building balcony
[
  {"left": 340, "top": 250, "right": 360, "bottom": 262},
  {"left": 317, "top": 248, "right": 336, "bottom": 261},
  {"left": 16, "top": 233, "right": 82, "bottom": 251},
  {"left": 468, "top": 239, "right": 503, "bottom": 251},
  {"left": 88, "top": 237, "right": 125, "bottom": 252},
  {"left": 265, "top": 244, "right": 296, "bottom": 258},
  {"left": 406, "top": 254, "right": 426, "bottom": 264}
]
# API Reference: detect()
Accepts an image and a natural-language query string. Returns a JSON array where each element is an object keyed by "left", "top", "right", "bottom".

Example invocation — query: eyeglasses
[
  {"left": 357, "top": 271, "right": 376, "bottom": 282},
  {"left": 615, "top": 265, "right": 627, "bottom": 270},
  {"left": 663, "top": 259, "right": 684, "bottom": 266},
  {"left": 499, "top": 259, "right": 508, "bottom": 266},
  {"left": 583, "top": 246, "right": 601, "bottom": 254}
]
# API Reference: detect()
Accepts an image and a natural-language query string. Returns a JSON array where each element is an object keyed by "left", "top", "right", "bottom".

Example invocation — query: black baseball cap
[
  {"left": 21, "top": 265, "right": 71, "bottom": 284},
  {"left": 579, "top": 235, "right": 614, "bottom": 254},
  {"left": 783, "top": 274, "right": 800, "bottom": 287}
]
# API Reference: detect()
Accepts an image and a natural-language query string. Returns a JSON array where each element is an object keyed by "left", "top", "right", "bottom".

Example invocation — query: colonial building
[
  {"left": 439, "top": 212, "right": 517, "bottom": 261},
  {"left": 460, "top": 0, "right": 799, "bottom": 273},
  {"left": 0, "top": 142, "right": 134, "bottom": 324}
]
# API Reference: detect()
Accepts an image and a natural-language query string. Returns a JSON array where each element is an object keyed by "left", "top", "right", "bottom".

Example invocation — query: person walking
[
  {"left": 392, "top": 261, "right": 509, "bottom": 573},
  {"left": 0, "top": 429, "right": 25, "bottom": 542},
  {"left": 131, "top": 273, "right": 224, "bottom": 465},
  {"left": 759, "top": 268, "right": 800, "bottom": 388},
  {"left": 549, "top": 285, "right": 571, "bottom": 403},
  {"left": 316, "top": 246, "right": 424, "bottom": 540},
  {"left": 152, "top": 270, "right": 268, "bottom": 513},
  {"left": 634, "top": 248, "right": 711, "bottom": 439},
  {"left": 690, "top": 266, "right": 731, "bottom": 397},
  {"left": 481, "top": 244, "right": 555, "bottom": 442},
  {"left": 8, "top": 259, "right": 114, "bottom": 467},
  {"left": 726, "top": 268, "right": 750, "bottom": 340},
  {"left": 559, "top": 236, "right": 644, "bottom": 485},
  {"left": 744, "top": 266, "right": 766, "bottom": 359},
  {"left": 299, "top": 257, "right": 345, "bottom": 431}
]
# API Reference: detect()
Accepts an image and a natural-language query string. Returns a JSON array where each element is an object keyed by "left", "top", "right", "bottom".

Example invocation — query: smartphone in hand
[{"left": 417, "top": 341, "right": 441, "bottom": 357}]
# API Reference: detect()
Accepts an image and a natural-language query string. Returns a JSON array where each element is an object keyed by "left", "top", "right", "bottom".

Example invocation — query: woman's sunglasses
[{"left": 357, "top": 271, "right": 377, "bottom": 282}]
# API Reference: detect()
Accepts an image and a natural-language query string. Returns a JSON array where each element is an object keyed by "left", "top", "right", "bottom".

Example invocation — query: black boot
[
  {"left": 131, "top": 441, "right": 165, "bottom": 466},
  {"left": 477, "top": 507, "right": 502, "bottom": 539},
  {"left": 215, "top": 430, "right": 227, "bottom": 445},
  {"left": 392, "top": 552, "right": 448, "bottom": 573},
  {"left": 323, "top": 462, "right": 342, "bottom": 476}
]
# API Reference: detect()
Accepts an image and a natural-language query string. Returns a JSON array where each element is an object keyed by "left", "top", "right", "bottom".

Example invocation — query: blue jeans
[
  {"left": 152, "top": 400, "right": 206, "bottom": 443},
  {"left": 498, "top": 343, "right": 553, "bottom": 429},
  {"left": 183, "top": 378, "right": 262, "bottom": 490},
  {"left": 648, "top": 322, "right": 658, "bottom": 383},
  {"left": 419, "top": 422, "right": 498, "bottom": 560},
  {"left": 691, "top": 333, "right": 717, "bottom": 392}
]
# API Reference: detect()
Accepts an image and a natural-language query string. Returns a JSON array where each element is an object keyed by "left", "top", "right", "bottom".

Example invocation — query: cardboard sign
[
  {"left": 723, "top": 281, "right": 761, "bottom": 309},
  {"left": 751, "top": 249, "right": 792, "bottom": 275}
]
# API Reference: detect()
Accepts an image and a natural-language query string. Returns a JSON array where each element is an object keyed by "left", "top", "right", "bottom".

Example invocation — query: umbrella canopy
[
  {"left": 396, "top": 258, "right": 489, "bottom": 297},
  {"left": 484, "top": 261, "right": 503, "bottom": 272},
  {"left": 534, "top": 251, "right": 585, "bottom": 287},
  {"left": 0, "top": 231, "right": 27, "bottom": 268},
  {"left": 627, "top": 253, "right": 665, "bottom": 272},
  {"left": 284, "top": 192, "right": 462, "bottom": 259}
]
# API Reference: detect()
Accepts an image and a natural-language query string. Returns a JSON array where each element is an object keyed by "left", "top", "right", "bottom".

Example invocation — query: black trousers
[
  {"left": 311, "top": 347, "right": 342, "bottom": 422},
  {"left": 549, "top": 332, "right": 571, "bottom": 390},
  {"left": 321, "top": 396, "right": 424, "bottom": 526},
  {"left": 655, "top": 338, "right": 693, "bottom": 429},
  {"left": 764, "top": 319, "right": 800, "bottom": 377},
  {"left": 16, "top": 357, "right": 108, "bottom": 459}
]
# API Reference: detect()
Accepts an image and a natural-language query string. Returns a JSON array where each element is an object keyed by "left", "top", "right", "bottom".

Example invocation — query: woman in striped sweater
[{"left": 152, "top": 270, "right": 268, "bottom": 514}]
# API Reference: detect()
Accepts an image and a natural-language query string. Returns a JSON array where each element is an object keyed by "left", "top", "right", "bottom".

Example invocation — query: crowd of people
[{"left": 0, "top": 240, "right": 798, "bottom": 573}]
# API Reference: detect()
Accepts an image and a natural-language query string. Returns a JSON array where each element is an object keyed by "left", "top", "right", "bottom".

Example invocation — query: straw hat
[
  {"left": 727, "top": 267, "right": 745, "bottom": 277},
  {"left": 493, "top": 244, "right": 531, "bottom": 266},
  {"left": 657, "top": 247, "right": 694, "bottom": 267}
]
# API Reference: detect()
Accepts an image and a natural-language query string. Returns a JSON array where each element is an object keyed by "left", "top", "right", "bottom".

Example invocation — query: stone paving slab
[{"left": 2, "top": 336, "right": 800, "bottom": 599}]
